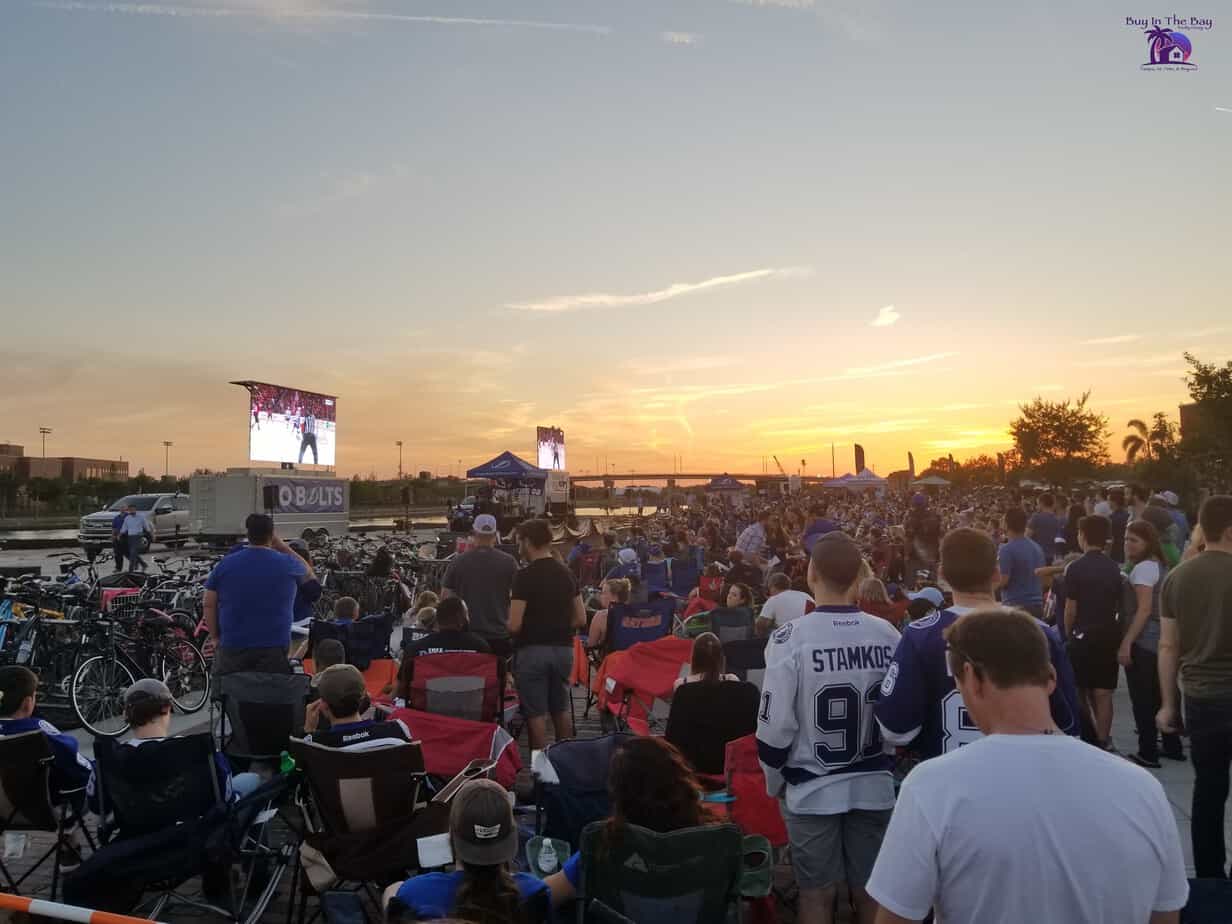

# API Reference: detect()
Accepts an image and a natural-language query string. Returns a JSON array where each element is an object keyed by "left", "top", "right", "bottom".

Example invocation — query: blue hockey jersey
[{"left": 874, "top": 606, "right": 1079, "bottom": 760}]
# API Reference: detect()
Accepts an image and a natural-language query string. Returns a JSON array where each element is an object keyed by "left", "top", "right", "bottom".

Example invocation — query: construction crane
[{"left": 772, "top": 455, "right": 789, "bottom": 479}]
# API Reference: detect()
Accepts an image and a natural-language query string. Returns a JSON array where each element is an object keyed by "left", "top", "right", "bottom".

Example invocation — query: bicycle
[{"left": 70, "top": 608, "right": 210, "bottom": 737}]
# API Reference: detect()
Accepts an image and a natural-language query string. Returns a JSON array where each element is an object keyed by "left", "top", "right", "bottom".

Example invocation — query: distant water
[{"left": 0, "top": 507, "right": 664, "bottom": 542}]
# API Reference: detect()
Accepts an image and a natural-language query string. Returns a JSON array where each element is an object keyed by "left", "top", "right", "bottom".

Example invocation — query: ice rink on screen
[{"left": 250, "top": 412, "right": 336, "bottom": 465}]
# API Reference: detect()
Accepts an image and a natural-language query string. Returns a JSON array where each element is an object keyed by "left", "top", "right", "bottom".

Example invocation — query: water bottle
[
  {"left": 15, "top": 639, "right": 33, "bottom": 665},
  {"left": 537, "top": 839, "right": 558, "bottom": 875}
]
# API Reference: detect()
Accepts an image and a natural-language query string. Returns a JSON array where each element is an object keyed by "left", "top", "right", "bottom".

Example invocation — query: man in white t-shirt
[
  {"left": 755, "top": 571, "right": 814, "bottom": 636},
  {"left": 867, "top": 608, "right": 1188, "bottom": 924}
]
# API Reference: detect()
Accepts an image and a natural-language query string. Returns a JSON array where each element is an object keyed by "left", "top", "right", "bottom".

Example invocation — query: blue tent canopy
[{"left": 466, "top": 450, "right": 547, "bottom": 482}]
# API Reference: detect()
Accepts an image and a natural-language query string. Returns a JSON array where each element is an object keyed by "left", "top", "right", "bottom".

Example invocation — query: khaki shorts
[{"left": 782, "top": 806, "right": 891, "bottom": 890}]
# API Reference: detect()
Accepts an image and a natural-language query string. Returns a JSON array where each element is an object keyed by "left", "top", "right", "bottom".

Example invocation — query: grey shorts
[
  {"left": 782, "top": 806, "right": 892, "bottom": 890},
  {"left": 513, "top": 644, "right": 574, "bottom": 718}
]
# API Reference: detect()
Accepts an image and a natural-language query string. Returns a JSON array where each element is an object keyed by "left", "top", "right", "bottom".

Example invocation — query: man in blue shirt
[
  {"left": 1027, "top": 492, "right": 1063, "bottom": 565},
  {"left": 998, "top": 507, "right": 1045, "bottom": 620},
  {"left": 204, "top": 513, "right": 316, "bottom": 675},
  {"left": 111, "top": 508, "right": 128, "bottom": 573}
]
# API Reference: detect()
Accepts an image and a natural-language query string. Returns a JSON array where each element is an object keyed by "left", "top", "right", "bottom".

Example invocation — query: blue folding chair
[
  {"left": 642, "top": 561, "right": 671, "bottom": 595},
  {"left": 605, "top": 599, "right": 674, "bottom": 654},
  {"left": 670, "top": 559, "right": 700, "bottom": 598}
]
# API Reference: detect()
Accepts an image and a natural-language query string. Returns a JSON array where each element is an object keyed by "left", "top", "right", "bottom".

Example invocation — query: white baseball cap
[
  {"left": 1161, "top": 490, "right": 1180, "bottom": 507},
  {"left": 472, "top": 514, "right": 499, "bottom": 536}
]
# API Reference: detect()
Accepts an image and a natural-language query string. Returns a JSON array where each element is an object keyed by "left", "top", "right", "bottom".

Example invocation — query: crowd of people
[{"left": 7, "top": 479, "right": 1231, "bottom": 923}]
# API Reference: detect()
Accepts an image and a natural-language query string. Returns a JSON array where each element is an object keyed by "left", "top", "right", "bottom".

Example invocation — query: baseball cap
[
  {"left": 1161, "top": 490, "right": 1180, "bottom": 507},
  {"left": 450, "top": 779, "right": 518, "bottom": 866},
  {"left": 314, "top": 664, "right": 366, "bottom": 711},
  {"left": 911, "top": 493, "right": 929, "bottom": 508},
  {"left": 472, "top": 514, "right": 499, "bottom": 536},
  {"left": 124, "top": 677, "right": 173, "bottom": 708},
  {"left": 618, "top": 548, "right": 638, "bottom": 565},
  {"left": 908, "top": 586, "right": 945, "bottom": 609}
]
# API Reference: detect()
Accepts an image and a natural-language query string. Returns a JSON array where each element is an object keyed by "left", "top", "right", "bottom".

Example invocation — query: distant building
[
  {"left": 2, "top": 444, "right": 128, "bottom": 482},
  {"left": 60, "top": 458, "right": 130, "bottom": 482},
  {"left": 17, "top": 457, "right": 63, "bottom": 480}
]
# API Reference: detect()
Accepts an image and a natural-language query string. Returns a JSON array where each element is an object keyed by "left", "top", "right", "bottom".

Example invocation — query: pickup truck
[{"left": 79, "top": 493, "right": 191, "bottom": 554}]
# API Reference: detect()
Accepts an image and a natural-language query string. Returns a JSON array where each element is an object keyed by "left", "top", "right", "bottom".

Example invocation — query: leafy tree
[
  {"left": 962, "top": 454, "right": 1002, "bottom": 486},
  {"left": 1182, "top": 352, "right": 1232, "bottom": 460},
  {"left": 1009, "top": 391, "right": 1109, "bottom": 486}
]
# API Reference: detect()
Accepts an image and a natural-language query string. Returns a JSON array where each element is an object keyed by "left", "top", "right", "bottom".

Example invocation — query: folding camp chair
[
  {"left": 63, "top": 773, "right": 297, "bottom": 924},
  {"left": 287, "top": 737, "right": 430, "bottom": 923},
  {"left": 534, "top": 733, "right": 633, "bottom": 849},
  {"left": 722, "top": 638, "right": 768, "bottom": 689},
  {"left": 405, "top": 651, "right": 508, "bottom": 725},
  {"left": 641, "top": 561, "right": 671, "bottom": 595},
  {"left": 600, "top": 636, "right": 693, "bottom": 736},
  {"left": 605, "top": 598, "right": 675, "bottom": 655},
  {"left": 92, "top": 733, "right": 222, "bottom": 842},
  {"left": 670, "top": 559, "right": 700, "bottom": 598},
  {"left": 709, "top": 606, "right": 755, "bottom": 643},
  {"left": 575, "top": 821, "right": 745, "bottom": 923},
  {"left": 0, "top": 731, "right": 93, "bottom": 900},
  {"left": 215, "top": 671, "right": 312, "bottom": 763},
  {"left": 386, "top": 707, "right": 522, "bottom": 789},
  {"left": 346, "top": 617, "right": 391, "bottom": 671}
]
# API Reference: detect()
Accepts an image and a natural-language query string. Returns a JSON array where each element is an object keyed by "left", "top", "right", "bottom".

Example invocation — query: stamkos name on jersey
[{"left": 811, "top": 644, "right": 895, "bottom": 673}]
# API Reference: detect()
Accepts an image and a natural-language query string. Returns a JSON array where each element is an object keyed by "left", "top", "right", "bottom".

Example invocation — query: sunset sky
[{"left": 2, "top": 0, "right": 1228, "bottom": 480}]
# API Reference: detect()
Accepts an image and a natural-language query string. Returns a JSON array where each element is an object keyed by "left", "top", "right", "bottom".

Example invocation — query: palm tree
[
  {"left": 1123, "top": 419, "right": 1152, "bottom": 462},
  {"left": 1145, "top": 26, "right": 1175, "bottom": 63}
]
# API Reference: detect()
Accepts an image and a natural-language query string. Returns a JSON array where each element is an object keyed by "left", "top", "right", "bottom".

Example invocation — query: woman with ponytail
[{"left": 384, "top": 779, "right": 546, "bottom": 922}]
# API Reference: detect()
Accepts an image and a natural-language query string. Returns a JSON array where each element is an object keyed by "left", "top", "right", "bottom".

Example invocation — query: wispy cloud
[
  {"left": 1081, "top": 334, "right": 1140, "bottom": 345},
  {"left": 842, "top": 352, "right": 957, "bottom": 378},
  {"left": 1176, "top": 326, "right": 1228, "bottom": 338},
  {"left": 278, "top": 168, "right": 377, "bottom": 217},
  {"left": 507, "top": 266, "right": 812, "bottom": 313},
  {"left": 660, "top": 31, "right": 700, "bottom": 45},
  {"left": 36, "top": 1, "right": 612, "bottom": 34},
  {"left": 1216, "top": 107, "right": 1232, "bottom": 113},
  {"left": 870, "top": 304, "right": 900, "bottom": 327}
]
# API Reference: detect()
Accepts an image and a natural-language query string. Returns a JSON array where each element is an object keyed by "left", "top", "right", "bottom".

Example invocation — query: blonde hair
[
  {"left": 603, "top": 578, "right": 631, "bottom": 603},
  {"left": 416, "top": 606, "right": 438, "bottom": 631},
  {"left": 858, "top": 577, "right": 890, "bottom": 605},
  {"left": 414, "top": 591, "right": 440, "bottom": 611}
]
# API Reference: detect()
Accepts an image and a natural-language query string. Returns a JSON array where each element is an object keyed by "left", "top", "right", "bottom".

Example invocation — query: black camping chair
[
  {"left": 708, "top": 606, "right": 755, "bottom": 643},
  {"left": 0, "top": 730, "right": 94, "bottom": 900},
  {"left": 535, "top": 733, "right": 633, "bottom": 849},
  {"left": 215, "top": 671, "right": 311, "bottom": 763},
  {"left": 63, "top": 772, "right": 298, "bottom": 924},
  {"left": 92, "top": 733, "right": 222, "bottom": 842},
  {"left": 722, "top": 637, "right": 768, "bottom": 688}
]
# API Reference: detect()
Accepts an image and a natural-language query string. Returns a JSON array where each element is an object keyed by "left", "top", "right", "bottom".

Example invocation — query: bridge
[{"left": 567, "top": 472, "right": 833, "bottom": 485}]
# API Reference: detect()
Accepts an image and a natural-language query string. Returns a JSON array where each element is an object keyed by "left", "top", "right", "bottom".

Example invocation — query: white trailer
[{"left": 190, "top": 469, "right": 350, "bottom": 545}]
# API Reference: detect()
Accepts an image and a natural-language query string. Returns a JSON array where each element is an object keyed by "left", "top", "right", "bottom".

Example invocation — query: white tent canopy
[{"left": 911, "top": 474, "right": 951, "bottom": 487}]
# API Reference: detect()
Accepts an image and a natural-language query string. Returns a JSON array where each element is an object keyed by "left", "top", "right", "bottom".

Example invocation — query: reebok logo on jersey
[{"left": 832, "top": 617, "right": 860, "bottom": 627}]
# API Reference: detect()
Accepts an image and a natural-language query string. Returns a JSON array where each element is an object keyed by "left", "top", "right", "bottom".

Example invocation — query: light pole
[
  {"left": 163, "top": 441, "right": 173, "bottom": 478},
  {"left": 39, "top": 427, "right": 52, "bottom": 458},
  {"left": 395, "top": 441, "right": 403, "bottom": 480}
]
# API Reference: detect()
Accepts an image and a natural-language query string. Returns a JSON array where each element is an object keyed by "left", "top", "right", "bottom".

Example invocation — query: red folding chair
[{"left": 407, "top": 651, "right": 512, "bottom": 726}]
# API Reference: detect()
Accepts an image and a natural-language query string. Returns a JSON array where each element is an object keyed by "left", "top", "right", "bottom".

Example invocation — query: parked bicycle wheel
[
  {"left": 71, "top": 655, "right": 136, "bottom": 737},
  {"left": 157, "top": 636, "right": 209, "bottom": 713}
]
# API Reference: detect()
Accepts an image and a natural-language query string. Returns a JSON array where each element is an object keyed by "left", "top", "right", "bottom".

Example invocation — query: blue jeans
[
  {"left": 1185, "top": 696, "right": 1232, "bottom": 878},
  {"left": 127, "top": 534, "right": 146, "bottom": 570}
]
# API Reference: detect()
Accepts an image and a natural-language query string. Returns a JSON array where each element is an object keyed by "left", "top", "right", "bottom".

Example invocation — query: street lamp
[
  {"left": 395, "top": 441, "right": 403, "bottom": 480},
  {"left": 163, "top": 441, "right": 173, "bottom": 478},
  {"left": 39, "top": 427, "right": 52, "bottom": 458}
]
